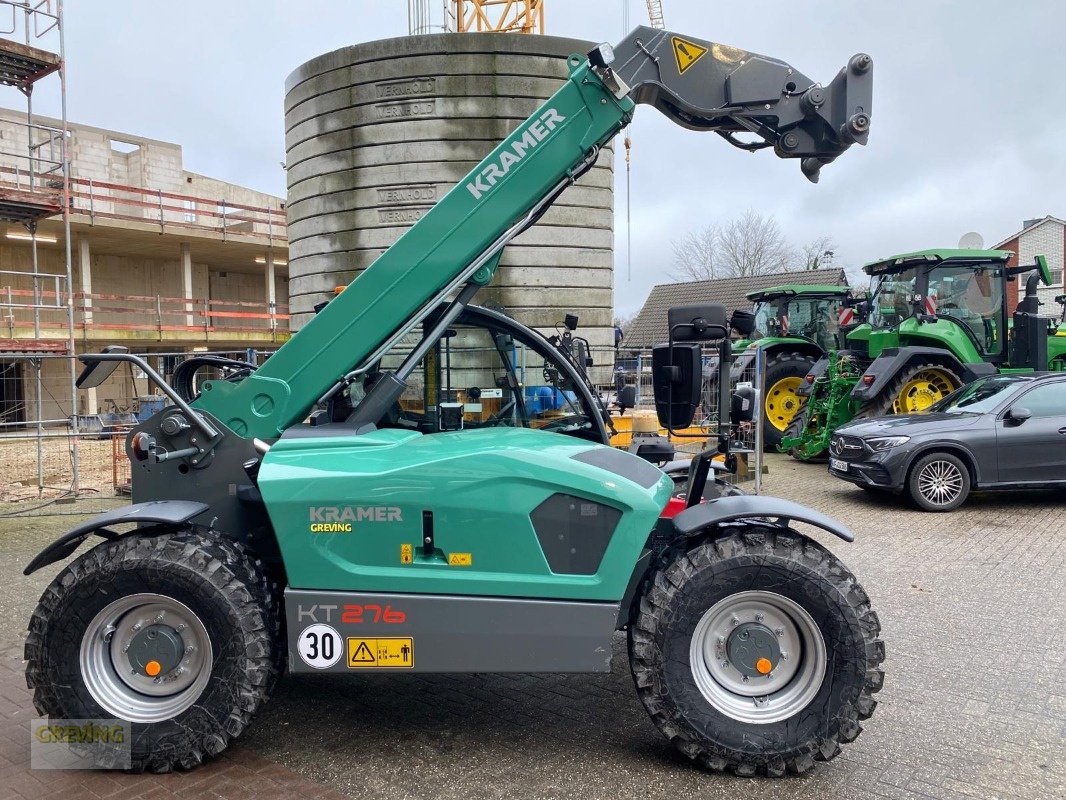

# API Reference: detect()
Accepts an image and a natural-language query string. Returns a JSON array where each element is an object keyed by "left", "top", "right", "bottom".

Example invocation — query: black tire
[
  {"left": 629, "top": 528, "right": 884, "bottom": 776},
  {"left": 782, "top": 407, "right": 828, "bottom": 462},
  {"left": 858, "top": 362, "right": 961, "bottom": 419},
  {"left": 906, "top": 451, "right": 970, "bottom": 512},
  {"left": 763, "top": 352, "right": 817, "bottom": 450},
  {"left": 25, "top": 531, "right": 278, "bottom": 772}
]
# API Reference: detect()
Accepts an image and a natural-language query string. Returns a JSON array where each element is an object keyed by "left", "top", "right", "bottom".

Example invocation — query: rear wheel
[
  {"left": 907, "top": 452, "right": 970, "bottom": 512},
  {"left": 629, "top": 528, "right": 884, "bottom": 776},
  {"left": 763, "top": 353, "right": 817, "bottom": 450},
  {"left": 861, "top": 363, "right": 961, "bottom": 418},
  {"left": 25, "top": 531, "right": 278, "bottom": 772}
]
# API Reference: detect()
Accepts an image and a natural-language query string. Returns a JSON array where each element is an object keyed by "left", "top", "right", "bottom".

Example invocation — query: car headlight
[{"left": 866, "top": 435, "right": 909, "bottom": 452}]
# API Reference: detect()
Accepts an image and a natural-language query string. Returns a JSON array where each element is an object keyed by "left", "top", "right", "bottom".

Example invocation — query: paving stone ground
[{"left": 0, "top": 453, "right": 1063, "bottom": 799}]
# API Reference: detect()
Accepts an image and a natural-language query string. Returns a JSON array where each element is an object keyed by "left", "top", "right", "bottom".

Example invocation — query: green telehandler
[
  {"left": 730, "top": 284, "right": 860, "bottom": 448},
  {"left": 23, "top": 28, "right": 883, "bottom": 776},
  {"left": 782, "top": 249, "right": 1066, "bottom": 460}
]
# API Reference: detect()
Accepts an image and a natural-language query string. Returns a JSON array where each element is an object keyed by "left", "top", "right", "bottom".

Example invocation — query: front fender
[
  {"left": 23, "top": 500, "right": 210, "bottom": 575},
  {"left": 671, "top": 494, "right": 854, "bottom": 542}
]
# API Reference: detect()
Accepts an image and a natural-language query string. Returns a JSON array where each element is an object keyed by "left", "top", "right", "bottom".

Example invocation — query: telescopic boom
[{"left": 195, "top": 26, "right": 873, "bottom": 440}]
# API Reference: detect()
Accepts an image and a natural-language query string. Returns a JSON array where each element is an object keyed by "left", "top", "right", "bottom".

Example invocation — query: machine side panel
[
  {"left": 258, "top": 427, "right": 671, "bottom": 601},
  {"left": 286, "top": 590, "right": 618, "bottom": 673}
]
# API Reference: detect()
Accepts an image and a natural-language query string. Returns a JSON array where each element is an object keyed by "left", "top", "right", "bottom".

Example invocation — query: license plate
[{"left": 829, "top": 458, "right": 848, "bottom": 472}]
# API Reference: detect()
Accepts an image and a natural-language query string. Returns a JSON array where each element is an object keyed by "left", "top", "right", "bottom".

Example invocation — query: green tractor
[
  {"left": 730, "top": 285, "right": 859, "bottom": 449},
  {"left": 783, "top": 248, "right": 1066, "bottom": 460}
]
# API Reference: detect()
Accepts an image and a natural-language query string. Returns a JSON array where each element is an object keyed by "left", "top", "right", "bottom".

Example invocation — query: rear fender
[
  {"left": 671, "top": 495, "right": 855, "bottom": 542},
  {"left": 616, "top": 496, "right": 853, "bottom": 628},
  {"left": 849, "top": 346, "right": 983, "bottom": 402},
  {"left": 23, "top": 500, "right": 210, "bottom": 575},
  {"left": 796, "top": 356, "right": 829, "bottom": 397}
]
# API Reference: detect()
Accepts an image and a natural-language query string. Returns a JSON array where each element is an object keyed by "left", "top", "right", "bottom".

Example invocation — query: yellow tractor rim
[
  {"left": 891, "top": 369, "right": 957, "bottom": 414},
  {"left": 765, "top": 376, "right": 806, "bottom": 431}
]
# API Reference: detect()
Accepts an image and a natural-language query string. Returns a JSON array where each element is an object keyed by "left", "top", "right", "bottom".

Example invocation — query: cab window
[{"left": 348, "top": 312, "right": 598, "bottom": 438}]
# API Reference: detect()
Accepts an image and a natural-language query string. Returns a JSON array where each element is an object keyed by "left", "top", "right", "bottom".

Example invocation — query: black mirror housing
[
  {"left": 652, "top": 342, "right": 701, "bottom": 428},
  {"left": 1007, "top": 406, "right": 1032, "bottom": 424},
  {"left": 729, "top": 309, "right": 757, "bottom": 337},
  {"left": 616, "top": 385, "right": 637, "bottom": 413},
  {"left": 668, "top": 304, "right": 728, "bottom": 342},
  {"left": 731, "top": 384, "right": 756, "bottom": 424}
]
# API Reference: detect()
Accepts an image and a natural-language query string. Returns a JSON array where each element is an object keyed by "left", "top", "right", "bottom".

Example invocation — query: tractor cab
[
  {"left": 857, "top": 249, "right": 1015, "bottom": 364},
  {"left": 745, "top": 285, "right": 853, "bottom": 352}
]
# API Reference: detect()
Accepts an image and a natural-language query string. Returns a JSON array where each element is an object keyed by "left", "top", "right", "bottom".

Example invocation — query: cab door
[{"left": 995, "top": 380, "right": 1066, "bottom": 483}]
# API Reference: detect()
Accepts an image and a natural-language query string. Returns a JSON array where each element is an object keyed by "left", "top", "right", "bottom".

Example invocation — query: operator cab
[{"left": 322, "top": 305, "right": 608, "bottom": 444}]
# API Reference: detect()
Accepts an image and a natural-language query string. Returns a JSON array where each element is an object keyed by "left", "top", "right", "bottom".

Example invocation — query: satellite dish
[{"left": 959, "top": 231, "right": 984, "bottom": 249}]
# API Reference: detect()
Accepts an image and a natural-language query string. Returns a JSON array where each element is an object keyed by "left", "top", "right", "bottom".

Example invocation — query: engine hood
[{"left": 837, "top": 412, "right": 983, "bottom": 438}]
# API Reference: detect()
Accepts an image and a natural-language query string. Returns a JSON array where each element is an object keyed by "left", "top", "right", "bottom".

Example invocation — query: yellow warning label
[
  {"left": 672, "top": 36, "right": 708, "bottom": 75},
  {"left": 347, "top": 637, "right": 414, "bottom": 669},
  {"left": 400, "top": 543, "right": 413, "bottom": 564},
  {"left": 448, "top": 552, "right": 472, "bottom": 567}
]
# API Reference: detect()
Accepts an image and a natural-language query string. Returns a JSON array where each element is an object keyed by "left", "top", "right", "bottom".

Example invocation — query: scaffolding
[{"left": 0, "top": 0, "right": 76, "bottom": 494}]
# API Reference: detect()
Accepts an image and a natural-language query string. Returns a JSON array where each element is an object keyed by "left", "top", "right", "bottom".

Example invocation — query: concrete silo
[{"left": 284, "top": 33, "right": 615, "bottom": 351}]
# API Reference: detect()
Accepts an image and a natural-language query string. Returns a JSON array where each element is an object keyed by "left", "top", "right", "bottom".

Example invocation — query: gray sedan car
[{"left": 827, "top": 373, "right": 1066, "bottom": 511}]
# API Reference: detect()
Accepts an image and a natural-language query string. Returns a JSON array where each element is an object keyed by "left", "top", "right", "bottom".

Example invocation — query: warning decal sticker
[
  {"left": 672, "top": 36, "right": 708, "bottom": 75},
  {"left": 400, "top": 543, "right": 413, "bottom": 564},
  {"left": 347, "top": 637, "right": 414, "bottom": 669},
  {"left": 448, "top": 552, "right": 472, "bottom": 567}
]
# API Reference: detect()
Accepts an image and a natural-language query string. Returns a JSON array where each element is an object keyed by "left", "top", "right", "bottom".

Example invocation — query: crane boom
[{"left": 191, "top": 26, "right": 873, "bottom": 440}]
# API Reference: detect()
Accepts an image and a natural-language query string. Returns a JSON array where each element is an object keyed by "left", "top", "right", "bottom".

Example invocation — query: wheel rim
[
  {"left": 765, "top": 377, "right": 805, "bottom": 431},
  {"left": 892, "top": 369, "right": 956, "bottom": 414},
  {"left": 689, "top": 590, "right": 826, "bottom": 724},
  {"left": 80, "top": 593, "right": 213, "bottom": 723},
  {"left": 917, "top": 459, "right": 964, "bottom": 506}
]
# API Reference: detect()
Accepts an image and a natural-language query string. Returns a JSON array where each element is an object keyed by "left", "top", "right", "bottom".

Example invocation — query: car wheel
[{"left": 907, "top": 452, "right": 970, "bottom": 512}]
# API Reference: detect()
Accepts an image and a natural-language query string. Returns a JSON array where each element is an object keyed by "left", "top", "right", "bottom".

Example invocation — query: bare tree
[
  {"left": 671, "top": 210, "right": 798, "bottom": 280},
  {"left": 801, "top": 235, "right": 837, "bottom": 270},
  {"left": 715, "top": 210, "right": 797, "bottom": 277},
  {"left": 670, "top": 226, "right": 719, "bottom": 281}
]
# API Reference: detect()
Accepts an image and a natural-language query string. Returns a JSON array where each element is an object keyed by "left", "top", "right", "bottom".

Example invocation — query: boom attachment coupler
[{"left": 609, "top": 26, "right": 872, "bottom": 182}]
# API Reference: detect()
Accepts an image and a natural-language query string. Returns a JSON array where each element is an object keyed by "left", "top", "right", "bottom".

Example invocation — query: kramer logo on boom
[
  {"left": 465, "top": 108, "right": 566, "bottom": 200},
  {"left": 309, "top": 506, "right": 403, "bottom": 533}
]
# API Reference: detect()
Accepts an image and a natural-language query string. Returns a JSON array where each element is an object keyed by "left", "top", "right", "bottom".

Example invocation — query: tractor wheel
[
  {"left": 629, "top": 528, "right": 884, "bottom": 776},
  {"left": 906, "top": 451, "right": 971, "bottom": 512},
  {"left": 762, "top": 353, "right": 816, "bottom": 450},
  {"left": 25, "top": 531, "right": 278, "bottom": 772},
  {"left": 861, "top": 363, "right": 961, "bottom": 418},
  {"left": 782, "top": 408, "right": 827, "bottom": 462}
]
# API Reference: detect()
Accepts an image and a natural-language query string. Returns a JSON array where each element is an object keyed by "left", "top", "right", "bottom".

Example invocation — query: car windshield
[{"left": 927, "top": 375, "right": 1031, "bottom": 415}]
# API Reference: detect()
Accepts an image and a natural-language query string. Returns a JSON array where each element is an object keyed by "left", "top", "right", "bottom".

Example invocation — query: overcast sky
[{"left": 20, "top": 1, "right": 1066, "bottom": 316}]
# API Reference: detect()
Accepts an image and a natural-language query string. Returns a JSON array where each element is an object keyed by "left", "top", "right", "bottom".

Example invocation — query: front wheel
[
  {"left": 25, "top": 531, "right": 278, "bottom": 772},
  {"left": 629, "top": 528, "right": 884, "bottom": 776},
  {"left": 907, "top": 451, "right": 970, "bottom": 512}
]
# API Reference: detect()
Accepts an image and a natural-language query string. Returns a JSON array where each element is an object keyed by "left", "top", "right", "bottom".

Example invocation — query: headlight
[{"left": 866, "top": 435, "right": 909, "bottom": 452}]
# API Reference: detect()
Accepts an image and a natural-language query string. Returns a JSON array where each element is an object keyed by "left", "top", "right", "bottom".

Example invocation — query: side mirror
[
  {"left": 668, "top": 304, "right": 728, "bottom": 342},
  {"left": 652, "top": 343, "right": 701, "bottom": 428},
  {"left": 731, "top": 384, "right": 756, "bottom": 424},
  {"left": 1006, "top": 406, "right": 1032, "bottom": 424},
  {"left": 729, "top": 309, "right": 757, "bottom": 337},
  {"left": 617, "top": 384, "right": 637, "bottom": 413}
]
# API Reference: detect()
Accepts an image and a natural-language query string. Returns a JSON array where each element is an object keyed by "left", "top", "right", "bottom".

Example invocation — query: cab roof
[
  {"left": 745, "top": 284, "right": 851, "bottom": 302},
  {"left": 863, "top": 248, "right": 1012, "bottom": 276}
]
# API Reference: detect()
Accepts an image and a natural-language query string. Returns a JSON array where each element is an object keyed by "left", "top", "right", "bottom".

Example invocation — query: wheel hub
[
  {"left": 127, "top": 624, "right": 185, "bottom": 678},
  {"left": 690, "top": 590, "right": 827, "bottom": 724},
  {"left": 725, "top": 622, "right": 781, "bottom": 678},
  {"left": 81, "top": 593, "right": 213, "bottom": 722}
]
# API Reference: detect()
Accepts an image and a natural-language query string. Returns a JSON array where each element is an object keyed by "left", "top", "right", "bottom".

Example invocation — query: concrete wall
[{"left": 283, "top": 33, "right": 615, "bottom": 350}]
